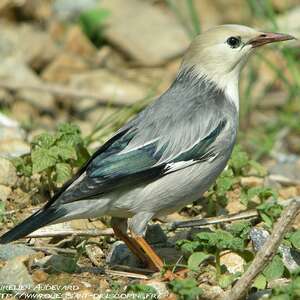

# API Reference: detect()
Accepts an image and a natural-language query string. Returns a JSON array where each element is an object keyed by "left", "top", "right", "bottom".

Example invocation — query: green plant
[
  {"left": 79, "top": 8, "right": 110, "bottom": 46},
  {"left": 13, "top": 123, "right": 90, "bottom": 194},
  {"left": 126, "top": 284, "right": 158, "bottom": 300},
  {"left": 241, "top": 186, "right": 277, "bottom": 207},
  {"left": 206, "top": 144, "right": 267, "bottom": 214},
  {"left": 257, "top": 201, "right": 283, "bottom": 229},
  {"left": 269, "top": 274, "right": 300, "bottom": 299},
  {"left": 168, "top": 278, "right": 203, "bottom": 300},
  {"left": 0, "top": 201, "right": 5, "bottom": 223},
  {"left": 177, "top": 225, "right": 249, "bottom": 283}
]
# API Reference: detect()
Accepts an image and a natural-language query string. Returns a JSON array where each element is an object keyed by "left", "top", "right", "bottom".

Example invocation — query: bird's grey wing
[
  {"left": 51, "top": 69, "right": 234, "bottom": 205},
  {"left": 56, "top": 119, "right": 226, "bottom": 204}
]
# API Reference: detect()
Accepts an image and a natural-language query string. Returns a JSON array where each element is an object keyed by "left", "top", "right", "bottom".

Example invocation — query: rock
[
  {"left": 75, "top": 101, "right": 117, "bottom": 127},
  {"left": 0, "top": 88, "right": 13, "bottom": 105},
  {"left": 279, "top": 245, "right": 300, "bottom": 273},
  {"left": 155, "top": 247, "right": 184, "bottom": 265},
  {"left": 0, "top": 0, "right": 13, "bottom": 14},
  {"left": 11, "top": 101, "right": 38, "bottom": 125},
  {"left": 70, "top": 218, "right": 106, "bottom": 230},
  {"left": 0, "top": 185, "right": 11, "bottom": 201},
  {"left": 0, "top": 140, "right": 30, "bottom": 158},
  {"left": 286, "top": 133, "right": 300, "bottom": 154},
  {"left": 0, "top": 256, "right": 34, "bottom": 289},
  {"left": 0, "top": 22, "right": 59, "bottom": 69},
  {"left": 99, "top": 0, "right": 190, "bottom": 66},
  {"left": 85, "top": 244, "right": 104, "bottom": 266},
  {"left": 226, "top": 188, "right": 247, "bottom": 214},
  {"left": 269, "top": 159, "right": 300, "bottom": 182},
  {"left": 0, "top": 113, "right": 25, "bottom": 140},
  {"left": 0, "top": 113, "right": 29, "bottom": 158},
  {"left": 33, "top": 254, "right": 78, "bottom": 273},
  {"left": 145, "top": 224, "right": 168, "bottom": 245},
  {"left": 32, "top": 270, "right": 48, "bottom": 283},
  {"left": 199, "top": 284, "right": 225, "bottom": 300},
  {"left": 70, "top": 69, "right": 147, "bottom": 105},
  {"left": 0, "top": 124, "right": 27, "bottom": 146},
  {"left": 106, "top": 241, "right": 142, "bottom": 268},
  {"left": 0, "top": 244, "right": 36, "bottom": 261},
  {"left": 0, "top": 157, "right": 17, "bottom": 186},
  {"left": 247, "top": 290, "right": 271, "bottom": 300},
  {"left": 0, "top": 58, "right": 55, "bottom": 111},
  {"left": 42, "top": 52, "right": 89, "bottom": 83},
  {"left": 250, "top": 227, "right": 270, "bottom": 252},
  {"left": 159, "top": 212, "right": 192, "bottom": 223},
  {"left": 278, "top": 186, "right": 299, "bottom": 200},
  {"left": 241, "top": 176, "right": 264, "bottom": 188},
  {"left": 18, "top": 0, "right": 52, "bottom": 21},
  {"left": 64, "top": 25, "right": 97, "bottom": 59},
  {"left": 53, "top": 0, "right": 99, "bottom": 21},
  {"left": 220, "top": 251, "right": 245, "bottom": 274},
  {"left": 250, "top": 227, "right": 300, "bottom": 272}
]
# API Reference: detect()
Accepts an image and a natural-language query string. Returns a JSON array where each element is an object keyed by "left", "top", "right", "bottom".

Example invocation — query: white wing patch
[
  {"left": 164, "top": 152, "right": 219, "bottom": 174},
  {"left": 164, "top": 160, "right": 196, "bottom": 174}
]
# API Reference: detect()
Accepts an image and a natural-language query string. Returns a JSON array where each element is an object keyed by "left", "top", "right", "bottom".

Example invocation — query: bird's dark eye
[{"left": 226, "top": 36, "right": 241, "bottom": 48}]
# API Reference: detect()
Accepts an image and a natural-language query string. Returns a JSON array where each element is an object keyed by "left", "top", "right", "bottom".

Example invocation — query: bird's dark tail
[{"left": 0, "top": 206, "right": 65, "bottom": 244}]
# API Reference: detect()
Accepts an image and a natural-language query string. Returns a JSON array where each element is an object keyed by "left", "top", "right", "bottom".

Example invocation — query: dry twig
[
  {"left": 170, "top": 210, "right": 258, "bottom": 229},
  {"left": 31, "top": 246, "right": 77, "bottom": 255},
  {"left": 27, "top": 228, "right": 114, "bottom": 238},
  {"left": 223, "top": 199, "right": 300, "bottom": 300}
]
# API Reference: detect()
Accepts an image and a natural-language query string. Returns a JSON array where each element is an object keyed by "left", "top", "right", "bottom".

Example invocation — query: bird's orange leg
[
  {"left": 112, "top": 224, "right": 150, "bottom": 266},
  {"left": 130, "top": 231, "right": 164, "bottom": 272}
]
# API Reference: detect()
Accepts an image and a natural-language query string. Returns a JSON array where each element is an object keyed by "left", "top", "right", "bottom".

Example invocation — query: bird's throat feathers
[{"left": 177, "top": 65, "right": 240, "bottom": 111}]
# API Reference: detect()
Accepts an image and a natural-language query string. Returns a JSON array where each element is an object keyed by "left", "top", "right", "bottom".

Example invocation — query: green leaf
[
  {"left": 0, "top": 201, "right": 5, "bottom": 222},
  {"left": 257, "top": 201, "right": 283, "bottom": 228},
  {"left": 47, "top": 255, "right": 78, "bottom": 273},
  {"left": 187, "top": 252, "right": 210, "bottom": 271},
  {"left": 13, "top": 156, "right": 32, "bottom": 177},
  {"left": 126, "top": 284, "right": 157, "bottom": 298},
  {"left": 179, "top": 287, "right": 203, "bottom": 300},
  {"left": 56, "top": 123, "right": 82, "bottom": 146},
  {"left": 228, "top": 221, "right": 251, "bottom": 239},
  {"left": 31, "top": 148, "right": 57, "bottom": 173},
  {"left": 260, "top": 212, "right": 273, "bottom": 228},
  {"left": 216, "top": 175, "right": 236, "bottom": 195},
  {"left": 289, "top": 231, "right": 300, "bottom": 250},
  {"left": 74, "top": 143, "right": 90, "bottom": 167},
  {"left": 229, "top": 145, "right": 249, "bottom": 174},
  {"left": 51, "top": 144, "right": 77, "bottom": 161},
  {"left": 79, "top": 8, "right": 110, "bottom": 33},
  {"left": 79, "top": 8, "right": 110, "bottom": 46},
  {"left": 249, "top": 160, "right": 267, "bottom": 176},
  {"left": 196, "top": 230, "right": 245, "bottom": 252},
  {"left": 168, "top": 278, "right": 202, "bottom": 300},
  {"left": 177, "top": 240, "right": 200, "bottom": 255},
  {"left": 270, "top": 295, "right": 290, "bottom": 300},
  {"left": 32, "top": 132, "right": 56, "bottom": 148},
  {"left": 252, "top": 274, "right": 267, "bottom": 290},
  {"left": 218, "top": 273, "right": 239, "bottom": 289},
  {"left": 263, "top": 255, "right": 285, "bottom": 281},
  {"left": 57, "top": 123, "right": 81, "bottom": 136},
  {"left": 55, "top": 163, "right": 72, "bottom": 184}
]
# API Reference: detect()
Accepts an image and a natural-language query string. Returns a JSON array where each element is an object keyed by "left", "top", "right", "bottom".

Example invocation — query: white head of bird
[{"left": 182, "top": 24, "right": 295, "bottom": 110}]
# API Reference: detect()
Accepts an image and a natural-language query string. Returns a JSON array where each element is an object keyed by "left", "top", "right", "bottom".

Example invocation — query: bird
[{"left": 0, "top": 24, "right": 294, "bottom": 272}]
